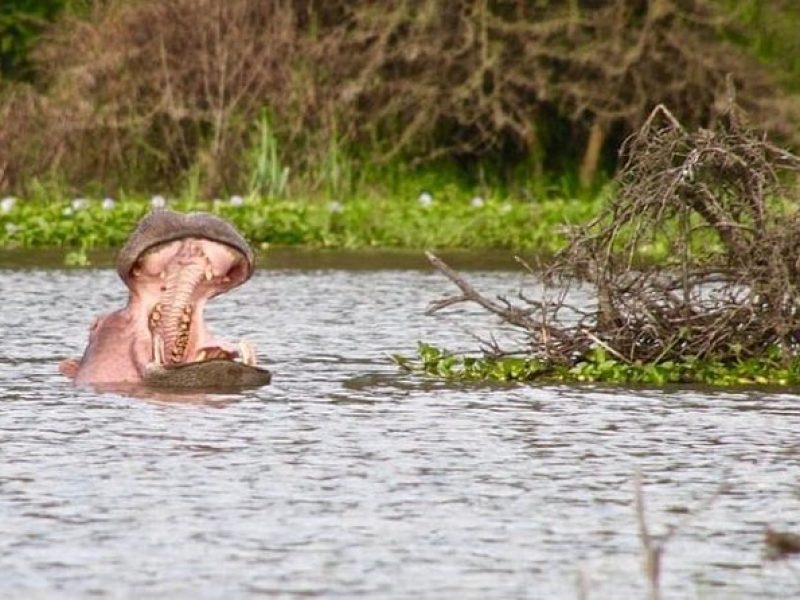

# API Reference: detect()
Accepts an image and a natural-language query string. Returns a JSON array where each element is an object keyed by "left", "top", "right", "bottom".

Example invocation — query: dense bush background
[{"left": 1, "top": 0, "right": 799, "bottom": 197}]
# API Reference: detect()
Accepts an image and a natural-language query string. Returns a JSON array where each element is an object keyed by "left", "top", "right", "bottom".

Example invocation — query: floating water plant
[
  {"left": 0, "top": 189, "right": 600, "bottom": 259},
  {"left": 398, "top": 343, "right": 800, "bottom": 387}
]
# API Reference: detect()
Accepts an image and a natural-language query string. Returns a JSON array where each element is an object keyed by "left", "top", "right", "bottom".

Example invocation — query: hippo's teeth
[
  {"left": 195, "top": 350, "right": 207, "bottom": 362},
  {"left": 205, "top": 267, "right": 214, "bottom": 281},
  {"left": 153, "top": 334, "right": 165, "bottom": 365},
  {"left": 149, "top": 304, "right": 162, "bottom": 330},
  {"left": 239, "top": 340, "right": 256, "bottom": 366}
]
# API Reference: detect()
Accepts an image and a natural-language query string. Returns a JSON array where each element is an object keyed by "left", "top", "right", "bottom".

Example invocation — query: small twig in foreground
[{"left": 634, "top": 469, "right": 729, "bottom": 600}]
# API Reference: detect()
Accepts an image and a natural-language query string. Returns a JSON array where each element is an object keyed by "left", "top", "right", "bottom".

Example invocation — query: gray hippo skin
[{"left": 60, "top": 210, "right": 271, "bottom": 390}]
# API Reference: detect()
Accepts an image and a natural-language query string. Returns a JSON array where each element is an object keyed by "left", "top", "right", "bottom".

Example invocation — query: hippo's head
[{"left": 61, "top": 210, "right": 271, "bottom": 390}]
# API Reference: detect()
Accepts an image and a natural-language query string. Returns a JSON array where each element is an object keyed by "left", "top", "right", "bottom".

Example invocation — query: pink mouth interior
[{"left": 129, "top": 237, "right": 249, "bottom": 365}]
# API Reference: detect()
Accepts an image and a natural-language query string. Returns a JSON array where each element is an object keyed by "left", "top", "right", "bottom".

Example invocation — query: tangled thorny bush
[
  {"left": 1, "top": 0, "right": 799, "bottom": 194},
  {"left": 429, "top": 102, "right": 800, "bottom": 365}
]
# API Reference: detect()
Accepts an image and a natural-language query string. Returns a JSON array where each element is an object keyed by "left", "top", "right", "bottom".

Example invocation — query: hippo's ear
[{"left": 59, "top": 359, "right": 81, "bottom": 380}]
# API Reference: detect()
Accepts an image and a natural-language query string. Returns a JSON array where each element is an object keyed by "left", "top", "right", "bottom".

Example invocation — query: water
[{"left": 1, "top": 254, "right": 800, "bottom": 598}]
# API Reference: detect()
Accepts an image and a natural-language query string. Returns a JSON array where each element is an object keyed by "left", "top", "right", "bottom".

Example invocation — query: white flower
[
  {"left": 71, "top": 198, "right": 88, "bottom": 211},
  {"left": 328, "top": 200, "right": 344, "bottom": 214},
  {"left": 470, "top": 196, "right": 485, "bottom": 208},
  {"left": 418, "top": 192, "right": 433, "bottom": 207},
  {"left": 500, "top": 202, "right": 512, "bottom": 214},
  {"left": 150, "top": 194, "right": 166, "bottom": 209},
  {"left": 0, "top": 197, "right": 16, "bottom": 214},
  {"left": 62, "top": 207, "right": 74, "bottom": 217},
  {"left": 101, "top": 197, "right": 116, "bottom": 210},
  {"left": 229, "top": 195, "right": 244, "bottom": 207},
  {"left": 4, "top": 222, "right": 19, "bottom": 234}
]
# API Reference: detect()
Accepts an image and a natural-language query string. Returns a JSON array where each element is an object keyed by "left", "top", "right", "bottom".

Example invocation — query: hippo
[{"left": 60, "top": 210, "right": 271, "bottom": 390}]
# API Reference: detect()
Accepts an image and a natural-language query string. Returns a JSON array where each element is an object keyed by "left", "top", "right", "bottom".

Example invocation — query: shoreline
[{"left": 0, "top": 246, "right": 542, "bottom": 271}]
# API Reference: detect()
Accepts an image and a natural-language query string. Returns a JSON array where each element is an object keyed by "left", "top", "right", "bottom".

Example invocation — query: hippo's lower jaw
[
  {"left": 142, "top": 337, "right": 271, "bottom": 390},
  {"left": 143, "top": 359, "right": 272, "bottom": 390}
]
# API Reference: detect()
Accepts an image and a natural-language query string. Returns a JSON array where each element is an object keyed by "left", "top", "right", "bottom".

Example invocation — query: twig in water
[{"left": 634, "top": 468, "right": 729, "bottom": 600}]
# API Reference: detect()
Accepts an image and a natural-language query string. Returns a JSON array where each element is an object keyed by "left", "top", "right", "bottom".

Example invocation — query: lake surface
[{"left": 1, "top": 252, "right": 799, "bottom": 598}]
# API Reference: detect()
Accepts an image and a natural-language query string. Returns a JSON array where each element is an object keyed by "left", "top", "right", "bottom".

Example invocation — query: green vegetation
[
  {"left": 0, "top": 0, "right": 798, "bottom": 263},
  {"left": 400, "top": 343, "right": 800, "bottom": 387},
  {"left": 718, "top": 0, "right": 800, "bottom": 92},
  {"left": 0, "top": 0, "right": 71, "bottom": 81},
  {"left": 0, "top": 183, "right": 603, "bottom": 259}
]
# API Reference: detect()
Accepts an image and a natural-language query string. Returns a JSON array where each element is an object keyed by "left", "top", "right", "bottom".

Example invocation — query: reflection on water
[{"left": 1, "top": 259, "right": 799, "bottom": 598}]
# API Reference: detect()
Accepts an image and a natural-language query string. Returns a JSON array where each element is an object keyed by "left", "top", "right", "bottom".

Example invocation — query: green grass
[{"left": 398, "top": 343, "right": 800, "bottom": 387}]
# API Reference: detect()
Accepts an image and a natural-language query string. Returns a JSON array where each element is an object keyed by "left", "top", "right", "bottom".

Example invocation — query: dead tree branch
[{"left": 428, "top": 103, "right": 800, "bottom": 366}]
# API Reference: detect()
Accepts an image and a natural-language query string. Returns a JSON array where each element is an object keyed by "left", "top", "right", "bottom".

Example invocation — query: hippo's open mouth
[
  {"left": 133, "top": 236, "right": 255, "bottom": 368},
  {"left": 114, "top": 210, "right": 263, "bottom": 382}
]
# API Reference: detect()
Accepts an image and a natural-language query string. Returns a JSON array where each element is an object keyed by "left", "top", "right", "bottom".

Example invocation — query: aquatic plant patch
[
  {"left": 398, "top": 343, "right": 800, "bottom": 387},
  {"left": 0, "top": 192, "right": 601, "bottom": 261}
]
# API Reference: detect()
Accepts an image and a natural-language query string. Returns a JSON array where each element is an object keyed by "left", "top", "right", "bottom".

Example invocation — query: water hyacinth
[
  {"left": 0, "top": 190, "right": 593, "bottom": 254},
  {"left": 0, "top": 197, "right": 16, "bottom": 214},
  {"left": 470, "top": 196, "right": 485, "bottom": 208},
  {"left": 418, "top": 192, "right": 433, "bottom": 207},
  {"left": 229, "top": 195, "right": 245, "bottom": 207}
]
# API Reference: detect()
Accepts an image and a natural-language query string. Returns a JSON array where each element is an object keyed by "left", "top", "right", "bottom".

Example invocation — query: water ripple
[{"left": 0, "top": 267, "right": 799, "bottom": 597}]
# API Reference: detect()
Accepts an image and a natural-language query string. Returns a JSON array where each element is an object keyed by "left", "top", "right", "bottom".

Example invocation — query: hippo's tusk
[
  {"left": 153, "top": 334, "right": 165, "bottom": 365},
  {"left": 239, "top": 340, "right": 256, "bottom": 366}
]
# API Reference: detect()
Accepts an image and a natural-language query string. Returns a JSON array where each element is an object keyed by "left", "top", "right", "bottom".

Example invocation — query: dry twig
[{"left": 634, "top": 469, "right": 729, "bottom": 600}]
